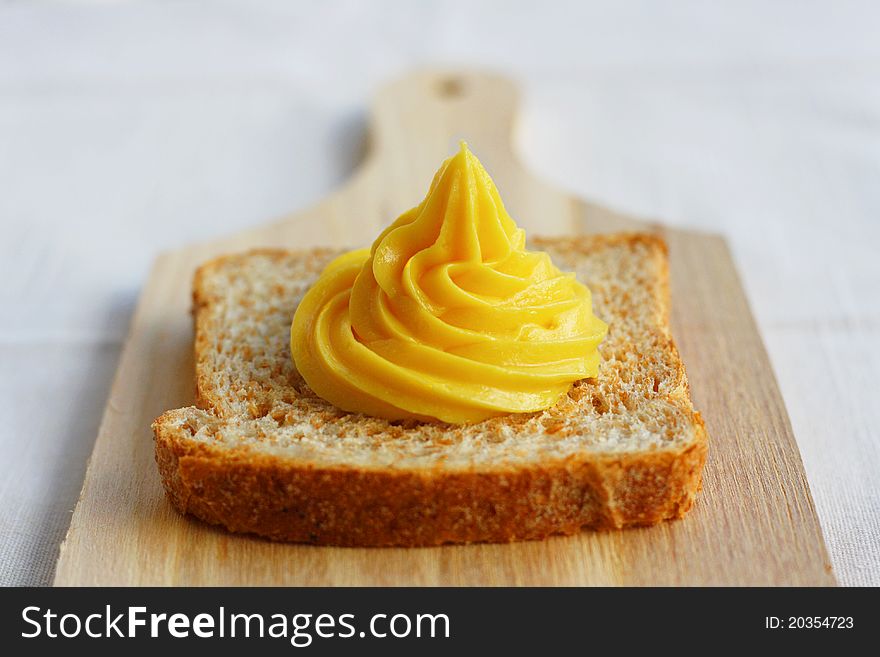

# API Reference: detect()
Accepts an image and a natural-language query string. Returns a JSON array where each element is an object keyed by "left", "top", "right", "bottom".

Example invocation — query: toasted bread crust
[
  {"left": 154, "top": 412, "right": 707, "bottom": 545},
  {"left": 153, "top": 233, "right": 709, "bottom": 546}
]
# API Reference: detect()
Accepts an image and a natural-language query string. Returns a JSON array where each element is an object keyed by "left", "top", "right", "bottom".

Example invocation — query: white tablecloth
[{"left": 1, "top": 0, "right": 877, "bottom": 586}]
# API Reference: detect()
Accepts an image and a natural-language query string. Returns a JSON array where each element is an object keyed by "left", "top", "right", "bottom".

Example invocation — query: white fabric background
[{"left": 1, "top": 0, "right": 877, "bottom": 586}]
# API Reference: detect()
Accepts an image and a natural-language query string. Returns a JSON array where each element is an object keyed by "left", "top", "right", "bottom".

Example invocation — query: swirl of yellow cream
[{"left": 291, "top": 143, "right": 607, "bottom": 424}]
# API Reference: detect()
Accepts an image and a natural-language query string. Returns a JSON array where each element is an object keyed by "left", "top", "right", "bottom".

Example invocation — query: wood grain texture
[{"left": 53, "top": 70, "right": 835, "bottom": 586}]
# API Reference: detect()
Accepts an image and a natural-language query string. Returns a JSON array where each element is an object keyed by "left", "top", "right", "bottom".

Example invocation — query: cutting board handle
[{"left": 367, "top": 70, "right": 521, "bottom": 180}]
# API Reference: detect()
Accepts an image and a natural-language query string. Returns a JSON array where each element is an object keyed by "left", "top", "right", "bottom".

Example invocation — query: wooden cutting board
[{"left": 53, "top": 70, "right": 835, "bottom": 586}]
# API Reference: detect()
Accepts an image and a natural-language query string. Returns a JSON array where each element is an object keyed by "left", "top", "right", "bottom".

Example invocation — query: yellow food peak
[{"left": 291, "top": 142, "right": 608, "bottom": 424}]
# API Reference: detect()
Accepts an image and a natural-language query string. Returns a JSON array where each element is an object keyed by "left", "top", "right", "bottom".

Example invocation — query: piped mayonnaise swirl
[{"left": 291, "top": 142, "right": 607, "bottom": 424}]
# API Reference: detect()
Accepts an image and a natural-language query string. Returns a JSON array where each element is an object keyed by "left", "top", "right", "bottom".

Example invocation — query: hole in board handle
[{"left": 436, "top": 77, "right": 465, "bottom": 99}]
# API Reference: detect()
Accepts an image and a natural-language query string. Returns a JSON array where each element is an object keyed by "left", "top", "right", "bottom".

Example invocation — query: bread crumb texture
[{"left": 153, "top": 234, "right": 708, "bottom": 545}]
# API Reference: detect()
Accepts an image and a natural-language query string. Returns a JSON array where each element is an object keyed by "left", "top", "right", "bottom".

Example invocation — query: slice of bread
[{"left": 153, "top": 233, "right": 708, "bottom": 546}]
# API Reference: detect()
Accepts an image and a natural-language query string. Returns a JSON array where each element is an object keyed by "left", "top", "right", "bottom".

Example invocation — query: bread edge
[{"left": 154, "top": 410, "right": 707, "bottom": 546}]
